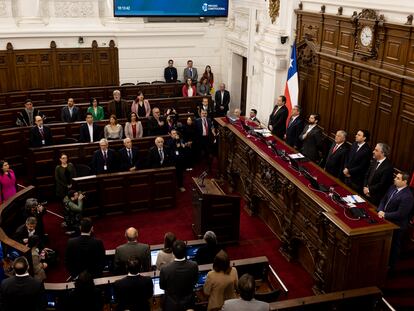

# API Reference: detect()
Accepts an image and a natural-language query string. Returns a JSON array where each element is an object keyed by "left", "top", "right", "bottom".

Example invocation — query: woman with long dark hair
[
  {"left": 54, "top": 153, "right": 76, "bottom": 200},
  {"left": 155, "top": 232, "right": 176, "bottom": 270},
  {"left": 0, "top": 160, "right": 17, "bottom": 202}
]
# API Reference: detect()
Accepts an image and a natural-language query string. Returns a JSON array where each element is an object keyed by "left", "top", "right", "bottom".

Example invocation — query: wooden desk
[
  {"left": 216, "top": 118, "right": 397, "bottom": 293},
  {"left": 72, "top": 167, "right": 176, "bottom": 216},
  {"left": 192, "top": 178, "right": 240, "bottom": 244}
]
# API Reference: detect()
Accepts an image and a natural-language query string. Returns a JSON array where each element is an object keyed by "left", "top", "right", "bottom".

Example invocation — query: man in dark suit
[
  {"left": 299, "top": 113, "right": 323, "bottom": 163},
  {"left": 183, "top": 59, "right": 198, "bottom": 84},
  {"left": 196, "top": 96, "right": 214, "bottom": 118},
  {"left": 108, "top": 90, "right": 129, "bottom": 119},
  {"left": 119, "top": 138, "right": 139, "bottom": 171},
  {"left": 16, "top": 99, "right": 45, "bottom": 127},
  {"left": 0, "top": 256, "right": 46, "bottom": 311},
  {"left": 114, "top": 257, "right": 154, "bottom": 311},
  {"left": 377, "top": 172, "right": 414, "bottom": 269},
  {"left": 363, "top": 143, "right": 394, "bottom": 205},
  {"left": 29, "top": 115, "right": 53, "bottom": 147},
  {"left": 195, "top": 109, "right": 217, "bottom": 160},
  {"left": 214, "top": 83, "right": 230, "bottom": 117},
  {"left": 324, "top": 130, "right": 349, "bottom": 178},
  {"left": 61, "top": 98, "right": 80, "bottom": 122},
  {"left": 248, "top": 109, "right": 260, "bottom": 124},
  {"left": 164, "top": 59, "right": 178, "bottom": 83},
  {"left": 114, "top": 227, "right": 151, "bottom": 274},
  {"left": 14, "top": 217, "right": 44, "bottom": 249},
  {"left": 285, "top": 105, "right": 304, "bottom": 149},
  {"left": 148, "top": 107, "right": 168, "bottom": 136},
  {"left": 160, "top": 240, "right": 199, "bottom": 311},
  {"left": 343, "top": 129, "right": 372, "bottom": 192},
  {"left": 64, "top": 217, "right": 105, "bottom": 278},
  {"left": 91, "top": 138, "right": 117, "bottom": 174},
  {"left": 268, "top": 95, "right": 288, "bottom": 139},
  {"left": 79, "top": 112, "right": 101, "bottom": 143},
  {"left": 147, "top": 136, "right": 173, "bottom": 168}
]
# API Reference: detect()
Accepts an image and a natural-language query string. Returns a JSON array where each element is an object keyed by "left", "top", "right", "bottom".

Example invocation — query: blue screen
[{"left": 114, "top": 0, "right": 229, "bottom": 17}]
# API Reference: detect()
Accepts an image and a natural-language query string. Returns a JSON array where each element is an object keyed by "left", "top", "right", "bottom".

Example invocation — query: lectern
[{"left": 192, "top": 177, "right": 240, "bottom": 244}]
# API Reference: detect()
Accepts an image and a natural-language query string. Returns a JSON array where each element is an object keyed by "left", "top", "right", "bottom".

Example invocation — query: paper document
[
  {"left": 343, "top": 195, "right": 365, "bottom": 204},
  {"left": 288, "top": 153, "right": 305, "bottom": 159}
]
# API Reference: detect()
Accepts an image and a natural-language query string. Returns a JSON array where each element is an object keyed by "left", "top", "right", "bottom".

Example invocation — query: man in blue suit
[{"left": 378, "top": 172, "right": 414, "bottom": 270}]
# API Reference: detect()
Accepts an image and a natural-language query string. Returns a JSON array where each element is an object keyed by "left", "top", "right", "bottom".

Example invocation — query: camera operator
[
  {"left": 63, "top": 190, "right": 85, "bottom": 235},
  {"left": 23, "top": 198, "right": 47, "bottom": 238}
]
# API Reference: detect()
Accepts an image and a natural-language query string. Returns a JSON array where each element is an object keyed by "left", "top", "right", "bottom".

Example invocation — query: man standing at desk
[
  {"left": 164, "top": 59, "right": 178, "bottom": 83},
  {"left": 91, "top": 138, "right": 117, "bottom": 174},
  {"left": 61, "top": 98, "right": 80, "bottom": 122},
  {"left": 268, "top": 95, "right": 288, "bottom": 139},
  {"left": 29, "top": 116, "right": 53, "bottom": 147}
]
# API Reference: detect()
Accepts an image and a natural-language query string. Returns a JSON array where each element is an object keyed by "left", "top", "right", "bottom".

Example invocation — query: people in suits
[
  {"left": 285, "top": 105, "right": 304, "bottom": 149},
  {"left": 16, "top": 99, "right": 45, "bottom": 127},
  {"left": 343, "top": 129, "right": 372, "bottom": 192},
  {"left": 248, "top": 109, "right": 260, "bottom": 124},
  {"left": 14, "top": 217, "right": 44, "bottom": 248},
  {"left": 87, "top": 97, "right": 104, "bottom": 121},
  {"left": 164, "top": 59, "right": 178, "bottom": 83},
  {"left": 29, "top": 115, "right": 53, "bottom": 147},
  {"left": 299, "top": 113, "right": 323, "bottom": 163},
  {"left": 114, "top": 257, "right": 154, "bottom": 311},
  {"left": 79, "top": 112, "right": 102, "bottom": 143},
  {"left": 64, "top": 218, "right": 105, "bottom": 278},
  {"left": 0, "top": 160, "right": 17, "bottom": 202},
  {"left": 377, "top": 172, "right": 414, "bottom": 269},
  {"left": 197, "top": 96, "right": 214, "bottom": 118},
  {"left": 214, "top": 83, "right": 230, "bottom": 117},
  {"left": 114, "top": 227, "right": 151, "bottom": 274},
  {"left": 160, "top": 240, "right": 199, "bottom": 311},
  {"left": 363, "top": 143, "right": 394, "bottom": 205},
  {"left": 91, "top": 138, "right": 117, "bottom": 174},
  {"left": 182, "top": 78, "right": 196, "bottom": 97},
  {"left": 166, "top": 129, "right": 187, "bottom": 192},
  {"left": 268, "top": 95, "right": 289, "bottom": 139},
  {"left": 147, "top": 137, "right": 173, "bottom": 168},
  {"left": 61, "top": 98, "right": 80, "bottom": 122},
  {"left": 147, "top": 107, "right": 168, "bottom": 136},
  {"left": 119, "top": 138, "right": 139, "bottom": 171},
  {"left": 0, "top": 256, "right": 46, "bottom": 311},
  {"left": 324, "top": 130, "right": 349, "bottom": 178},
  {"left": 108, "top": 89, "right": 129, "bottom": 119},
  {"left": 221, "top": 273, "right": 269, "bottom": 311},
  {"left": 195, "top": 109, "right": 217, "bottom": 161},
  {"left": 183, "top": 59, "right": 198, "bottom": 84}
]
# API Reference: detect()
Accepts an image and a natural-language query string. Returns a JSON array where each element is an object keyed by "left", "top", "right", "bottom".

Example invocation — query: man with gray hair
[
  {"left": 194, "top": 231, "right": 222, "bottom": 265},
  {"left": 363, "top": 142, "right": 394, "bottom": 205},
  {"left": 324, "top": 130, "right": 349, "bottom": 178},
  {"left": 108, "top": 89, "right": 129, "bottom": 119},
  {"left": 119, "top": 138, "right": 139, "bottom": 171},
  {"left": 91, "top": 138, "right": 117, "bottom": 174}
]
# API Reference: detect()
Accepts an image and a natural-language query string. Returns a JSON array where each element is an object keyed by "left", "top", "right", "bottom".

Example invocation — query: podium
[{"left": 192, "top": 177, "right": 240, "bottom": 244}]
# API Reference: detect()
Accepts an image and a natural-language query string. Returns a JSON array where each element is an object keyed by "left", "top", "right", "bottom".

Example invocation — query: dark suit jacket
[
  {"left": 324, "top": 143, "right": 350, "bottom": 178},
  {"left": 29, "top": 126, "right": 53, "bottom": 147},
  {"left": 14, "top": 225, "right": 43, "bottom": 248},
  {"left": 364, "top": 158, "right": 394, "bottom": 205},
  {"left": 107, "top": 99, "right": 129, "bottom": 119},
  {"left": 114, "top": 241, "right": 151, "bottom": 274},
  {"left": 195, "top": 117, "right": 214, "bottom": 139},
  {"left": 299, "top": 125, "right": 323, "bottom": 162},
  {"left": 79, "top": 123, "right": 101, "bottom": 143},
  {"left": 160, "top": 260, "right": 199, "bottom": 310},
  {"left": 114, "top": 275, "right": 154, "bottom": 311},
  {"left": 268, "top": 105, "right": 288, "bottom": 139},
  {"left": 147, "top": 146, "right": 173, "bottom": 168},
  {"left": 119, "top": 147, "right": 139, "bottom": 171},
  {"left": 0, "top": 275, "right": 46, "bottom": 311},
  {"left": 214, "top": 90, "right": 230, "bottom": 117},
  {"left": 61, "top": 106, "right": 80, "bottom": 122},
  {"left": 285, "top": 116, "right": 304, "bottom": 149},
  {"left": 147, "top": 117, "right": 168, "bottom": 136},
  {"left": 164, "top": 67, "right": 178, "bottom": 83},
  {"left": 344, "top": 142, "right": 371, "bottom": 190},
  {"left": 377, "top": 186, "right": 414, "bottom": 229},
  {"left": 64, "top": 234, "right": 105, "bottom": 278},
  {"left": 91, "top": 148, "right": 117, "bottom": 174}
]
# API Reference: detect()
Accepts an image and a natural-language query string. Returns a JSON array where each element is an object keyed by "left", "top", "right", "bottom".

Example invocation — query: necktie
[
  {"left": 384, "top": 189, "right": 398, "bottom": 211},
  {"left": 189, "top": 68, "right": 193, "bottom": 78},
  {"left": 332, "top": 144, "right": 339, "bottom": 153},
  {"left": 203, "top": 118, "right": 208, "bottom": 136},
  {"left": 288, "top": 117, "right": 293, "bottom": 128},
  {"left": 128, "top": 149, "right": 132, "bottom": 165},
  {"left": 103, "top": 151, "right": 107, "bottom": 162},
  {"left": 375, "top": 161, "right": 381, "bottom": 170},
  {"left": 273, "top": 106, "right": 280, "bottom": 116},
  {"left": 159, "top": 149, "right": 164, "bottom": 164},
  {"left": 39, "top": 127, "right": 44, "bottom": 138}
]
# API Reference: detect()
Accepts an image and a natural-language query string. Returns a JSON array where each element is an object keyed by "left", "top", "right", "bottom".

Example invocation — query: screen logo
[{"left": 202, "top": 3, "right": 208, "bottom": 12}]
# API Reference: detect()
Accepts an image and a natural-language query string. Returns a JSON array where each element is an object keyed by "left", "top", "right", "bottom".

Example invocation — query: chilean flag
[{"left": 284, "top": 42, "right": 298, "bottom": 125}]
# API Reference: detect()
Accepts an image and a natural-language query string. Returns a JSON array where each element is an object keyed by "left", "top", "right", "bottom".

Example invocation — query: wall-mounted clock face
[{"left": 360, "top": 26, "right": 373, "bottom": 47}]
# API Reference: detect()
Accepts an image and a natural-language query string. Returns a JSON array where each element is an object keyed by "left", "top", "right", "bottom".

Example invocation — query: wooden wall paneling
[
  {"left": 315, "top": 66, "right": 333, "bottom": 132},
  {"left": 81, "top": 50, "right": 95, "bottom": 87},
  {"left": 109, "top": 40, "right": 119, "bottom": 86},
  {"left": 329, "top": 69, "right": 348, "bottom": 135},
  {"left": 348, "top": 79, "right": 374, "bottom": 136},
  {"left": 321, "top": 16, "right": 338, "bottom": 55},
  {"left": 406, "top": 28, "right": 414, "bottom": 78},
  {"left": 0, "top": 53, "right": 9, "bottom": 94},
  {"left": 381, "top": 26, "right": 408, "bottom": 75}
]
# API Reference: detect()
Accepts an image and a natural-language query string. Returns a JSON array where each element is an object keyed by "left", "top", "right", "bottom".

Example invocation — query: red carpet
[{"left": 42, "top": 165, "right": 314, "bottom": 299}]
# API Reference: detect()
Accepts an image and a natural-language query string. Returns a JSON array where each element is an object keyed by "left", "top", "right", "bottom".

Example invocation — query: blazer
[
  {"left": 114, "top": 275, "right": 154, "bottom": 311},
  {"left": 377, "top": 185, "right": 414, "bottom": 229},
  {"left": 183, "top": 67, "right": 198, "bottom": 82},
  {"left": 131, "top": 100, "right": 151, "bottom": 117},
  {"left": 29, "top": 126, "right": 53, "bottom": 147},
  {"left": 79, "top": 122, "right": 101, "bottom": 143},
  {"left": 87, "top": 106, "right": 104, "bottom": 121},
  {"left": 164, "top": 66, "right": 178, "bottom": 83},
  {"left": 364, "top": 158, "right": 394, "bottom": 205},
  {"left": 182, "top": 85, "right": 197, "bottom": 97},
  {"left": 124, "top": 122, "right": 144, "bottom": 139},
  {"left": 0, "top": 275, "right": 46, "bottom": 311},
  {"left": 299, "top": 125, "right": 323, "bottom": 162},
  {"left": 197, "top": 83, "right": 210, "bottom": 96},
  {"left": 107, "top": 99, "right": 129, "bottom": 119},
  {"left": 160, "top": 260, "right": 199, "bottom": 310},
  {"left": 91, "top": 148, "right": 117, "bottom": 174},
  {"left": 195, "top": 117, "right": 214, "bottom": 139},
  {"left": 54, "top": 163, "right": 77, "bottom": 199},
  {"left": 197, "top": 103, "right": 214, "bottom": 118},
  {"left": 61, "top": 106, "right": 80, "bottom": 122},
  {"left": 344, "top": 142, "right": 371, "bottom": 189},
  {"left": 268, "top": 105, "right": 288, "bottom": 139},
  {"left": 147, "top": 146, "right": 173, "bottom": 168},
  {"left": 324, "top": 143, "right": 350, "bottom": 178},
  {"left": 214, "top": 90, "right": 230, "bottom": 116},
  {"left": 16, "top": 108, "right": 44, "bottom": 127},
  {"left": 147, "top": 116, "right": 168, "bottom": 136},
  {"left": 14, "top": 224, "right": 42, "bottom": 247},
  {"left": 0, "top": 170, "right": 17, "bottom": 202},
  {"left": 119, "top": 147, "right": 140, "bottom": 171},
  {"left": 285, "top": 116, "right": 304, "bottom": 149},
  {"left": 114, "top": 241, "right": 151, "bottom": 274},
  {"left": 64, "top": 234, "right": 105, "bottom": 278}
]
